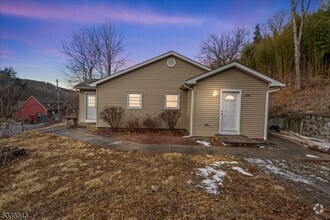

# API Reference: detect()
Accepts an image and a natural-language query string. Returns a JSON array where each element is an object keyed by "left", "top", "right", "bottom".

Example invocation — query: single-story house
[{"left": 74, "top": 51, "right": 284, "bottom": 140}]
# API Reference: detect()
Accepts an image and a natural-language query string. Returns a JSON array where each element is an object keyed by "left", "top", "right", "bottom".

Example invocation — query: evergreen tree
[{"left": 253, "top": 24, "right": 262, "bottom": 43}]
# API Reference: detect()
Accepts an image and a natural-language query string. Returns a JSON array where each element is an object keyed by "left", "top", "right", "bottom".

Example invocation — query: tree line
[{"left": 241, "top": 0, "right": 329, "bottom": 89}]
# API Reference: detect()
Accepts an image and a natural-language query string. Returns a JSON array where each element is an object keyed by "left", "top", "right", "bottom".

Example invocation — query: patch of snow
[
  {"left": 305, "top": 154, "right": 319, "bottom": 158},
  {"left": 232, "top": 166, "right": 253, "bottom": 176},
  {"left": 259, "top": 145, "right": 265, "bottom": 149},
  {"left": 196, "top": 166, "right": 227, "bottom": 194},
  {"left": 211, "top": 161, "right": 238, "bottom": 167},
  {"left": 195, "top": 160, "right": 256, "bottom": 194},
  {"left": 316, "top": 176, "right": 328, "bottom": 183},
  {"left": 244, "top": 158, "right": 312, "bottom": 185},
  {"left": 196, "top": 140, "right": 211, "bottom": 147},
  {"left": 320, "top": 166, "right": 330, "bottom": 171},
  {"left": 112, "top": 141, "right": 122, "bottom": 145}
]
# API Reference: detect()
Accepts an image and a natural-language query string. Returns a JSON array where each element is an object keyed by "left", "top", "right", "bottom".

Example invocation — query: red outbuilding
[{"left": 14, "top": 96, "right": 51, "bottom": 122}]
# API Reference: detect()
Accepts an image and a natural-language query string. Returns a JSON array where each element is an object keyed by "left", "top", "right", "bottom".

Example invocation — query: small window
[
  {"left": 88, "top": 96, "right": 96, "bottom": 107},
  {"left": 165, "top": 94, "right": 180, "bottom": 109},
  {"left": 167, "top": 58, "right": 176, "bottom": 67},
  {"left": 127, "top": 93, "right": 142, "bottom": 109},
  {"left": 225, "top": 95, "right": 235, "bottom": 100}
]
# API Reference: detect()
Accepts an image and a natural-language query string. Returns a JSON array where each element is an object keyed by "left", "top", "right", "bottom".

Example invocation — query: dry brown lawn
[{"left": 0, "top": 131, "right": 325, "bottom": 219}]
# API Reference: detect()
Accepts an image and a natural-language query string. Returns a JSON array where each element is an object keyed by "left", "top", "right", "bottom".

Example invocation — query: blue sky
[{"left": 0, "top": 0, "right": 319, "bottom": 88}]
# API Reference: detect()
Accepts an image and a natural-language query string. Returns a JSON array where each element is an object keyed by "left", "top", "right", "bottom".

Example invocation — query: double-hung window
[
  {"left": 127, "top": 93, "right": 142, "bottom": 109},
  {"left": 165, "top": 94, "right": 180, "bottom": 109}
]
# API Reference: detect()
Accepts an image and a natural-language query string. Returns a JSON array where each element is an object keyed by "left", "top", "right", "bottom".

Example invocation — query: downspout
[
  {"left": 264, "top": 88, "right": 280, "bottom": 140},
  {"left": 182, "top": 83, "right": 194, "bottom": 138}
]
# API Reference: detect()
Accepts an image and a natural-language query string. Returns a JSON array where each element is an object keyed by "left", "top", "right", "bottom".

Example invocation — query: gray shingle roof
[{"left": 73, "top": 79, "right": 98, "bottom": 89}]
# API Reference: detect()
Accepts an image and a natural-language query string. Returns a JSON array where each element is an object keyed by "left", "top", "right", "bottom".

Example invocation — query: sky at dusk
[{"left": 0, "top": 0, "right": 320, "bottom": 88}]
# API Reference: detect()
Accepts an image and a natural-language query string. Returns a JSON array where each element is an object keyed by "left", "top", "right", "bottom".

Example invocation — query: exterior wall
[
  {"left": 96, "top": 56, "right": 206, "bottom": 130},
  {"left": 193, "top": 67, "right": 269, "bottom": 138},
  {"left": 15, "top": 97, "right": 48, "bottom": 120},
  {"left": 78, "top": 90, "right": 96, "bottom": 123}
]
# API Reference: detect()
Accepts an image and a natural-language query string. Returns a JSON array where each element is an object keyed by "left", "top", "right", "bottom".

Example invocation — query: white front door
[
  {"left": 86, "top": 93, "right": 96, "bottom": 121},
  {"left": 220, "top": 91, "right": 241, "bottom": 134}
]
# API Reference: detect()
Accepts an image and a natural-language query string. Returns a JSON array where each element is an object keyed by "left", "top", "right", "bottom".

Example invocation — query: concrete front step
[{"left": 215, "top": 134, "right": 265, "bottom": 147}]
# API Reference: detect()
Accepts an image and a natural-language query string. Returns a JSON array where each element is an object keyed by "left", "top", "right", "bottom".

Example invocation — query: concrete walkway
[{"left": 41, "top": 125, "right": 330, "bottom": 161}]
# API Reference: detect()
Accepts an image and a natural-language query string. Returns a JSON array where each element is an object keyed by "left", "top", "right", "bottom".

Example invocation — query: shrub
[
  {"left": 125, "top": 115, "right": 141, "bottom": 132},
  {"left": 142, "top": 114, "right": 162, "bottom": 130},
  {"left": 99, "top": 106, "right": 124, "bottom": 132},
  {"left": 160, "top": 109, "right": 182, "bottom": 130}
]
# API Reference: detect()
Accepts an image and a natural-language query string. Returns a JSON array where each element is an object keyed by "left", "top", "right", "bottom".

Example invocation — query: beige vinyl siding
[
  {"left": 193, "top": 67, "right": 269, "bottom": 138},
  {"left": 97, "top": 56, "right": 205, "bottom": 130}
]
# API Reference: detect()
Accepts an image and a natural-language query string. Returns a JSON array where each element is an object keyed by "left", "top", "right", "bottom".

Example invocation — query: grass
[{"left": 0, "top": 131, "right": 326, "bottom": 219}]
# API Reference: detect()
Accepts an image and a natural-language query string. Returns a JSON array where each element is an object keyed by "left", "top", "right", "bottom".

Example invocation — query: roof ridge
[{"left": 90, "top": 51, "right": 211, "bottom": 86}]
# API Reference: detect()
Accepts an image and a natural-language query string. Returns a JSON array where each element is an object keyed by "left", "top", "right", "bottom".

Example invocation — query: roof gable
[
  {"left": 19, "top": 95, "right": 49, "bottom": 111},
  {"left": 185, "top": 62, "right": 285, "bottom": 87},
  {"left": 91, "top": 51, "right": 211, "bottom": 86}
]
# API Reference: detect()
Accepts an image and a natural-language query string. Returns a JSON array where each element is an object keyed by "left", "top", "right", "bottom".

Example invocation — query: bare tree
[
  {"left": 291, "top": 0, "right": 311, "bottom": 90},
  {"left": 199, "top": 28, "right": 249, "bottom": 68},
  {"left": 62, "top": 22, "right": 127, "bottom": 86},
  {"left": 268, "top": 10, "right": 288, "bottom": 36},
  {"left": 0, "top": 68, "right": 26, "bottom": 138},
  {"left": 97, "top": 22, "right": 127, "bottom": 77}
]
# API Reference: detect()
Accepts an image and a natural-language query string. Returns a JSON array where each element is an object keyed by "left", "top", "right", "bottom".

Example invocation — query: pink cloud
[{"left": 0, "top": 2, "right": 203, "bottom": 25}]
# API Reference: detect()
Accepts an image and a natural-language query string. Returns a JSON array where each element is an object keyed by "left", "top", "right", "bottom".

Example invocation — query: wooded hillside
[{"left": 240, "top": 4, "right": 329, "bottom": 116}]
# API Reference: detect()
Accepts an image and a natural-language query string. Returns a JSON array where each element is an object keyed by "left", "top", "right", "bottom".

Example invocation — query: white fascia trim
[
  {"left": 91, "top": 51, "right": 211, "bottom": 86},
  {"left": 185, "top": 62, "right": 285, "bottom": 87}
]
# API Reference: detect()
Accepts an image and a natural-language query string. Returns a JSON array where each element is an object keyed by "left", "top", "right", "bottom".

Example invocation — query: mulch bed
[{"left": 93, "top": 129, "right": 223, "bottom": 146}]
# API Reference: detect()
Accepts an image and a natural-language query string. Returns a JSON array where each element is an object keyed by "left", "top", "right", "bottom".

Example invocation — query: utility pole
[{"left": 56, "top": 79, "right": 60, "bottom": 122}]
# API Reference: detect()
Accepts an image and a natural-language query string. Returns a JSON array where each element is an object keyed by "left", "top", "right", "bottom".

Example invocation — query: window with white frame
[
  {"left": 165, "top": 94, "right": 180, "bottom": 109},
  {"left": 127, "top": 93, "right": 142, "bottom": 109},
  {"left": 87, "top": 95, "right": 96, "bottom": 107}
]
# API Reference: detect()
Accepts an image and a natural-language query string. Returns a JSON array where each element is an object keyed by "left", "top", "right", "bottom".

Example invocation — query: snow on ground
[
  {"left": 244, "top": 158, "right": 330, "bottom": 186},
  {"left": 196, "top": 140, "right": 211, "bottom": 147},
  {"left": 305, "top": 154, "right": 319, "bottom": 158},
  {"left": 232, "top": 166, "right": 253, "bottom": 176},
  {"left": 196, "top": 166, "right": 226, "bottom": 194},
  {"left": 195, "top": 160, "right": 252, "bottom": 194}
]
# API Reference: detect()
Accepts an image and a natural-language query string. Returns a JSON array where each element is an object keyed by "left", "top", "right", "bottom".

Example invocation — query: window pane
[
  {"left": 88, "top": 96, "right": 95, "bottom": 107},
  {"left": 129, "top": 94, "right": 141, "bottom": 98},
  {"left": 225, "top": 95, "right": 235, "bottom": 100},
  {"left": 166, "top": 95, "right": 178, "bottom": 102},
  {"left": 128, "top": 93, "right": 141, "bottom": 108},
  {"left": 166, "top": 101, "right": 178, "bottom": 108},
  {"left": 165, "top": 94, "right": 179, "bottom": 108}
]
